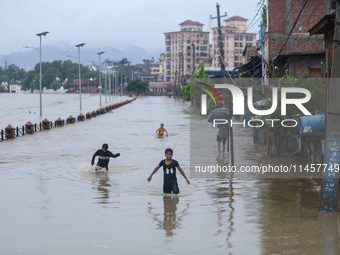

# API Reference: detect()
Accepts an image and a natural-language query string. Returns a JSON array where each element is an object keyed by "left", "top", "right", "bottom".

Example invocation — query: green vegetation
[
  {"left": 126, "top": 79, "right": 149, "bottom": 95},
  {"left": 0, "top": 57, "right": 131, "bottom": 92},
  {"left": 182, "top": 62, "right": 210, "bottom": 101}
]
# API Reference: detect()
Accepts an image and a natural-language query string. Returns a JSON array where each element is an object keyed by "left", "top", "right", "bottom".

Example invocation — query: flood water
[{"left": 0, "top": 94, "right": 339, "bottom": 254}]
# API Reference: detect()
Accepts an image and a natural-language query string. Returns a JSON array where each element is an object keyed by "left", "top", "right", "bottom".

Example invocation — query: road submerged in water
[{"left": 0, "top": 94, "right": 339, "bottom": 254}]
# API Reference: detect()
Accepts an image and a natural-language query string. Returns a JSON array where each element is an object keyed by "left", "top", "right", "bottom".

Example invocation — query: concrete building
[
  {"left": 262, "top": 0, "right": 325, "bottom": 78},
  {"left": 9, "top": 79, "right": 25, "bottom": 93},
  {"left": 150, "top": 54, "right": 165, "bottom": 82},
  {"left": 211, "top": 16, "right": 257, "bottom": 68},
  {"left": 164, "top": 20, "right": 210, "bottom": 82}
]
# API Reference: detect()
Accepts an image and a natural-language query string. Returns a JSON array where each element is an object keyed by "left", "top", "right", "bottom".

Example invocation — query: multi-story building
[
  {"left": 150, "top": 54, "right": 165, "bottom": 82},
  {"left": 262, "top": 0, "right": 325, "bottom": 78},
  {"left": 164, "top": 20, "right": 210, "bottom": 82},
  {"left": 211, "top": 16, "right": 257, "bottom": 68}
]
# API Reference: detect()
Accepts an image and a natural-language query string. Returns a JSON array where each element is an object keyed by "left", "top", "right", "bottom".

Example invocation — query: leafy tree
[
  {"left": 116, "top": 64, "right": 129, "bottom": 84},
  {"left": 182, "top": 62, "right": 210, "bottom": 101},
  {"left": 126, "top": 79, "right": 149, "bottom": 95},
  {"left": 1, "top": 74, "right": 10, "bottom": 83},
  {"left": 44, "top": 67, "right": 62, "bottom": 87},
  {"left": 85, "top": 71, "right": 98, "bottom": 80}
]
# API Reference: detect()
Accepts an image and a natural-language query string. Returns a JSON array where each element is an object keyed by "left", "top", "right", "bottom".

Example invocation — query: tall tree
[{"left": 126, "top": 79, "right": 149, "bottom": 95}]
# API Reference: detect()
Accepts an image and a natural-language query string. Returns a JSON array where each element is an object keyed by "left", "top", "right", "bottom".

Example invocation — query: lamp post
[
  {"left": 35, "top": 31, "right": 49, "bottom": 117},
  {"left": 104, "top": 59, "right": 109, "bottom": 103},
  {"left": 75, "top": 43, "right": 85, "bottom": 110},
  {"left": 97, "top": 51, "right": 105, "bottom": 107}
]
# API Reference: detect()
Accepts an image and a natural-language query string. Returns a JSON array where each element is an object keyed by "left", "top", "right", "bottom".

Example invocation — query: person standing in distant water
[
  {"left": 91, "top": 143, "right": 120, "bottom": 171},
  {"left": 217, "top": 124, "right": 229, "bottom": 154},
  {"left": 156, "top": 123, "right": 168, "bottom": 136},
  {"left": 147, "top": 148, "right": 190, "bottom": 194}
]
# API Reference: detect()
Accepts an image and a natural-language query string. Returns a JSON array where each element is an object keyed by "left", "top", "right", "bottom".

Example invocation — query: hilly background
[{"left": 0, "top": 44, "right": 164, "bottom": 70}]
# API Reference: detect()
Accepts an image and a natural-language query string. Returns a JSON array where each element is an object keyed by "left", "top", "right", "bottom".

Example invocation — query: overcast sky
[{"left": 1, "top": 0, "right": 262, "bottom": 55}]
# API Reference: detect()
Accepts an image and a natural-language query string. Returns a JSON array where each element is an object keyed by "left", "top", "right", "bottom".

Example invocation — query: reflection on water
[
  {"left": 148, "top": 195, "right": 190, "bottom": 238},
  {"left": 92, "top": 172, "right": 111, "bottom": 204}
]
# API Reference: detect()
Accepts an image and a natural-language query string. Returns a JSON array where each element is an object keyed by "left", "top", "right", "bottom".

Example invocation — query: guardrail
[{"left": 1, "top": 97, "right": 137, "bottom": 142}]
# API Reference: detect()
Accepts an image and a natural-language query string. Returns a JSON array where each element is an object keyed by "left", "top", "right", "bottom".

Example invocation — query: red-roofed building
[
  {"left": 211, "top": 15, "right": 257, "bottom": 68},
  {"left": 68, "top": 78, "right": 99, "bottom": 94},
  {"left": 164, "top": 19, "right": 211, "bottom": 84}
]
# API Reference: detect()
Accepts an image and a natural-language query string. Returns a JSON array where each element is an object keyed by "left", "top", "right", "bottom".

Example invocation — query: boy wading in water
[
  {"left": 91, "top": 143, "right": 120, "bottom": 171},
  {"left": 147, "top": 148, "right": 190, "bottom": 194}
]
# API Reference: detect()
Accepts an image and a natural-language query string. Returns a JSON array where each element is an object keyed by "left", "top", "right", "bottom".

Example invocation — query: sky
[{"left": 1, "top": 0, "right": 262, "bottom": 56}]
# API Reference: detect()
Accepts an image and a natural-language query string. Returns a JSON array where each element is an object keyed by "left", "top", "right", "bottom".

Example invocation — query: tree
[
  {"left": 126, "top": 79, "right": 149, "bottom": 95},
  {"left": 182, "top": 62, "right": 210, "bottom": 101},
  {"left": 44, "top": 67, "right": 62, "bottom": 88},
  {"left": 116, "top": 64, "right": 129, "bottom": 85},
  {"left": 85, "top": 71, "right": 98, "bottom": 80}
]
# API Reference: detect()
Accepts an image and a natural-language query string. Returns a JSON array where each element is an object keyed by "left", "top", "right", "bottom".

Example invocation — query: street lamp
[
  {"left": 97, "top": 51, "right": 105, "bottom": 107},
  {"left": 36, "top": 31, "right": 49, "bottom": 117},
  {"left": 104, "top": 59, "right": 109, "bottom": 103},
  {"left": 75, "top": 43, "right": 85, "bottom": 110}
]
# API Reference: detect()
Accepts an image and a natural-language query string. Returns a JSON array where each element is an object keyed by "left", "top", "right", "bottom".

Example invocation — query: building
[
  {"left": 211, "top": 16, "right": 257, "bottom": 68},
  {"left": 150, "top": 54, "right": 165, "bottom": 82},
  {"left": 9, "top": 79, "right": 26, "bottom": 93},
  {"left": 262, "top": 0, "right": 325, "bottom": 78},
  {"left": 164, "top": 20, "right": 210, "bottom": 82},
  {"left": 67, "top": 78, "right": 99, "bottom": 94}
]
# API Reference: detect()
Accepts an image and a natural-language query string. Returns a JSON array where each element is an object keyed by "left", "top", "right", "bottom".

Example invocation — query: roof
[
  {"left": 179, "top": 20, "right": 204, "bottom": 26},
  {"left": 309, "top": 14, "right": 335, "bottom": 36},
  {"left": 224, "top": 16, "right": 248, "bottom": 22}
]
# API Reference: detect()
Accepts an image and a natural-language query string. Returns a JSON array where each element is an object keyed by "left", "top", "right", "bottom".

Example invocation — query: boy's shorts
[
  {"left": 163, "top": 179, "right": 179, "bottom": 194},
  {"left": 217, "top": 136, "right": 227, "bottom": 144}
]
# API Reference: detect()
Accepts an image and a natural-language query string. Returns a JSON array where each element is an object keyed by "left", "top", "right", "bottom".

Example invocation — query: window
[
  {"left": 203, "top": 40, "right": 208, "bottom": 44},
  {"left": 187, "top": 58, "right": 191, "bottom": 62},
  {"left": 240, "top": 35, "right": 243, "bottom": 40},
  {"left": 235, "top": 49, "right": 239, "bottom": 54},
  {"left": 239, "top": 56, "right": 243, "bottom": 61},
  {"left": 187, "top": 52, "right": 191, "bottom": 56},
  {"left": 250, "top": 36, "right": 253, "bottom": 41},
  {"left": 187, "top": 46, "right": 190, "bottom": 50},
  {"left": 200, "top": 46, "right": 207, "bottom": 51},
  {"left": 234, "top": 35, "right": 239, "bottom": 40},
  {"left": 250, "top": 52, "right": 254, "bottom": 56},
  {"left": 234, "top": 62, "right": 239, "bottom": 67},
  {"left": 166, "top": 47, "right": 170, "bottom": 51},
  {"left": 246, "top": 36, "right": 249, "bottom": 41},
  {"left": 235, "top": 56, "right": 239, "bottom": 61},
  {"left": 166, "top": 65, "right": 170, "bottom": 69},
  {"left": 240, "top": 42, "right": 243, "bottom": 47},
  {"left": 235, "top": 42, "right": 239, "bottom": 47},
  {"left": 166, "top": 41, "right": 171, "bottom": 45},
  {"left": 187, "top": 65, "right": 191, "bottom": 69},
  {"left": 166, "top": 35, "right": 171, "bottom": 39},
  {"left": 197, "top": 40, "right": 199, "bottom": 44}
]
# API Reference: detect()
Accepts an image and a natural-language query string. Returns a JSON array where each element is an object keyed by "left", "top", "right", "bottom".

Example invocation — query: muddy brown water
[{"left": 0, "top": 94, "right": 338, "bottom": 254}]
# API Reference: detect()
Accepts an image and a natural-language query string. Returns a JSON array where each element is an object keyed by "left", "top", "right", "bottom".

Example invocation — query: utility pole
[
  {"left": 191, "top": 43, "right": 195, "bottom": 74},
  {"left": 182, "top": 54, "right": 184, "bottom": 92},
  {"left": 319, "top": 0, "right": 340, "bottom": 211},
  {"left": 211, "top": 3, "right": 234, "bottom": 166}
]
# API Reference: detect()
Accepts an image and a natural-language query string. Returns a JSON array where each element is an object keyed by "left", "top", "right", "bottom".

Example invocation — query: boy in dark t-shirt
[
  {"left": 147, "top": 148, "right": 190, "bottom": 194},
  {"left": 91, "top": 143, "right": 120, "bottom": 171}
]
